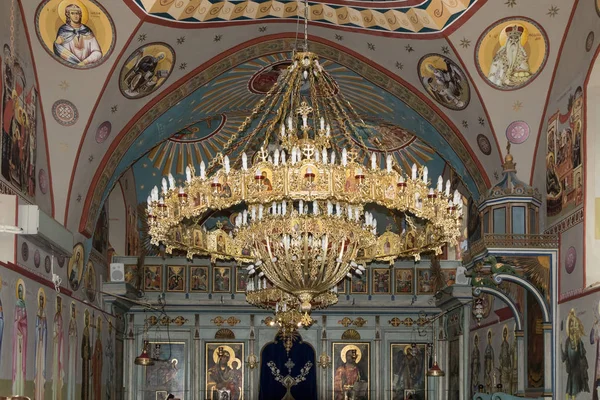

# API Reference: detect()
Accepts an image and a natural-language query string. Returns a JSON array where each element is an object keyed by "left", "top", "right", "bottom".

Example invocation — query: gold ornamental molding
[
  {"left": 338, "top": 317, "right": 368, "bottom": 327},
  {"left": 211, "top": 316, "right": 242, "bottom": 326},
  {"left": 147, "top": 315, "right": 189, "bottom": 326},
  {"left": 388, "top": 316, "right": 428, "bottom": 327},
  {"left": 133, "top": 0, "right": 479, "bottom": 34}
]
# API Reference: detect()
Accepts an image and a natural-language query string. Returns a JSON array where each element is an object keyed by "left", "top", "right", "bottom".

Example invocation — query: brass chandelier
[{"left": 146, "top": 4, "right": 463, "bottom": 322}]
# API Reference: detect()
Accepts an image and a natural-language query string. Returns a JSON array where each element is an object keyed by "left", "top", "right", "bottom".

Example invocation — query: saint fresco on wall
[
  {"left": 34, "top": 287, "right": 48, "bottom": 400},
  {"left": 144, "top": 266, "right": 162, "bottom": 292},
  {"left": 92, "top": 204, "right": 109, "bottom": 255},
  {"left": 418, "top": 54, "right": 470, "bottom": 110},
  {"left": 145, "top": 342, "right": 186, "bottom": 400},
  {"left": 119, "top": 43, "right": 175, "bottom": 99},
  {"left": 471, "top": 334, "right": 481, "bottom": 397},
  {"left": 395, "top": 268, "right": 413, "bottom": 295},
  {"left": 68, "top": 243, "right": 85, "bottom": 290},
  {"left": 391, "top": 343, "right": 426, "bottom": 400},
  {"left": 1, "top": 45, "right": 38, "bottom": 197},
  {"left": 83, "top": 261, "right": 96, "bottom": 303},
  {"left": 35, "top": 0, "right": 116, "bottom": 69},
  {"left": 333, "top": 343, "right": 370, "bottom": 400},
  {"left": 562, "top": 308, "right": 590, "bottom": 398},
  {"left": 167, "top": 265, "right": 185, "bottom": 292},
  {"left": 476, "top": 17, "right": 548, "bottom": 90},
  {"left": 13, "top": 278, "right": 27, "bottom": 396},
  {"left": 546, "top": 86, "right": 584, "bottom": 223},
  {"left": 190, "top": 266, "right": 208, "bottom": 292},
  {"left": 205, "top": 342, "right": 244, "bottom": 400}
]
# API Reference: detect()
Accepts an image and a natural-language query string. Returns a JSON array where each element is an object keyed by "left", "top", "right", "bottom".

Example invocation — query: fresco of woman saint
[
  {"left": 34, "top": 288, "right": 48, "bottom": 400},
  {"left": 476, "top": 18, "right": 548, "bottom": 91},
  {"left": 92, "top": 317, "right": 103, "bottom": 400},
  {"left": 498, "top": 325, "right": 512, "bottom": 392},
  {"left": 562, "top": 308, "right": 590, "bottom": 399},
  {"left": 53, "top": 296, "right": 65, "bottom": 400},
  {"left": 12, "top": 279, "right": 27, "bottom": 396},
  {"left": 68, "top": 243, "right": 85, "bottom": 290},
  {"left": 67, "top": 302, "right": 78, "bottom": 400},
  {"left": 35, "top": 0, "right": 116, "bottom": 69}
]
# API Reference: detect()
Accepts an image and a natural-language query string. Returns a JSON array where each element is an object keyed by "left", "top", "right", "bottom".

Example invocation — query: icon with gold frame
[
  {"left": 332, "top": 342, "right": 370, "bottom": 400},
  {"left": 394, "top": 268, "right": 414, "bottom": 295},
  {"left": 416, "top": 269, "right": 434, "bottom": 295},
  {"left": 205, "top": 342, "right": 244, "bottom": 400},
  {"left": 213, "top": 266, "right": 231, "bottom": 293},
  {"left": 143, "top": 265, "right": 162, "bottom": 292},
  {"left": 166, "top": 265, "right": 185, "bottom": 292},
  {"left": 372, "top": 268, "right": 391, "bottom": 294},
  {"left": 235, "top": 267, "right": 249, "bottom": 293},
  {"left": 350, "top": 273, "right": 368, "bottom": 294},
  {"left": 189, "top": 266, "right": 209, "bottom": 292},
  {"left": 390, "top": 343, "right": 427, "bottom": 400}
]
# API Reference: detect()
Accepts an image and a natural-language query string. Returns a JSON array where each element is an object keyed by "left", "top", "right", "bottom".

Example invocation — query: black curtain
[{"left": 258, "top": 334, "right": 317, "bottom": 400}]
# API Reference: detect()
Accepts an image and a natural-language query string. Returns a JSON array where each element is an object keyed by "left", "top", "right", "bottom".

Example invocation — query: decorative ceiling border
[
  {"left": 131, "top": 0, "right": 479, "bottom": 34},
  {"left": 81, "top": 35, "right": 489, "bottom": 235}
]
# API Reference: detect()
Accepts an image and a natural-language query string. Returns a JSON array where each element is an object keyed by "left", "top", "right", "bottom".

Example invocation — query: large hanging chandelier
[{"left": 146, "top": 3, "right": 463, "bottom": 321}]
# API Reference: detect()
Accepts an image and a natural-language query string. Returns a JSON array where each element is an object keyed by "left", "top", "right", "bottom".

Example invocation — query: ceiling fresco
[
  {"left": 130, "top": 0, "right": 482, "bottom": 34},
  {"left": 3, "top": 0, "right": 597, "bottom": 249}
]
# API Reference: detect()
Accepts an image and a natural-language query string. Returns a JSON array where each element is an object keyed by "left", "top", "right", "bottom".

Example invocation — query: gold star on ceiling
[{"left": 512, "top": 100, "right": 523, "bottom": 111}]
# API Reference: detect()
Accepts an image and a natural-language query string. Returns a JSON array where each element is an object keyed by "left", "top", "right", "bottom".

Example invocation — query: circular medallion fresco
[
  {"left": 477, "top": 134, "right": 492, "bottom": 155},
  {"left": 506, "top": 120, "right": 530, "bottom": 144},
  {"left": 95, "top": 121, "right": 112, "bottom": 143},
  {"left": 38, "top": 169, "right": 48, "bottom": 194},
  {"left": 34, "top": 249, "right": 41, "bottom": 268},
  {"left": 34, "top": 0, "right": 116, "bottom": 69},
  {"left": 565, "top": 246, "right": 577, "bottom": 274},
  {"left": 21, "top": 242, "right": 29, "bottom": 261},
  {"left": 476, "top": 17, "right": 549, "bottom": 91},
  {"left": 44, "top": 255, "right": 52, "bottom": 273},
  {"left": 586, "top": 32, "right": 595, "bottom": 53},
  {"left": 52, "top": 99, "right": 79, "bottom": 126},
  {"left": 119, "top": 42, "right": 175, "bottom": 99},
  {"left": 418, "top": 54, "right": 470, "bottom": 110}
]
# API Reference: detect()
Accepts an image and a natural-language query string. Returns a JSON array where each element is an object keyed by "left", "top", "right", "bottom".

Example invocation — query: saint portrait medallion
[
  {"left": 34, "top": 0, "right": 116, "bottom": 69},
  {"left": 418, "top": 54, "right": 470, "bottom": 110},
  {"left": 119, "top": 43, "right": 176, "bottom": 100},
  {"left": 476, "top": 17, "right": 549, "bottom": 91}
]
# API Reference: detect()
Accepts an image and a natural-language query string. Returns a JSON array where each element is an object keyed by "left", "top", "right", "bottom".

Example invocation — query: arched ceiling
[{"left": 8, "top": 0, "right": 597, "bottom": 242}]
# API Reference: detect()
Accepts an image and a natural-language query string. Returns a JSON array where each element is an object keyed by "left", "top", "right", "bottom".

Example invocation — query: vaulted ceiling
[{"left": 5, "top": 0, "right": 599, "bottom": 244}]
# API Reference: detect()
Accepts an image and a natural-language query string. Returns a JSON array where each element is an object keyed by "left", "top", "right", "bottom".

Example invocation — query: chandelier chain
[
  {"left": 303, "top": 0, "right": 309, "bottom": 51},
  {"left": 206, "top": 78, "right": 283, "bottom": 173}
]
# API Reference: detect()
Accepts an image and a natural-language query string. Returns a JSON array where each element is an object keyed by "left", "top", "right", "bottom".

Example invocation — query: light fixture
[
  {"left": 427, "top": 327, "right": 444, "bottom": 377},
  {"left": 135, "top": 319, "right": 154, "bottom": 366},
  {"left": 146, "top": 0, "right": 462, "bottom": 331},
  {"left": 134, "top": 340, "right": 154, "bottom": 366}
]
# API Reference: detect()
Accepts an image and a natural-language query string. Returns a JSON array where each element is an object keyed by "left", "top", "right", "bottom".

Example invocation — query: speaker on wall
[{"left": 110, "top": 263, "right": 125, "bottom": 282}]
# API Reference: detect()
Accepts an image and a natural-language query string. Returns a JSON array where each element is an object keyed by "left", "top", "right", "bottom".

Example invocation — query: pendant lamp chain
[{"left": 9, "top": 0, "right": 16, "bottom": 67}]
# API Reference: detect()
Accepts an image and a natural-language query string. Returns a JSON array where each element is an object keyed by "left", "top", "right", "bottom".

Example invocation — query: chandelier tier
[{"left": 147, "top": 46, "right": 463, "bottom": 314}]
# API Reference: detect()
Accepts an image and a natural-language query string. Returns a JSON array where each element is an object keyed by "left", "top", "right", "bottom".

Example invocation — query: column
[
  {"left": 249, "top": 315, "right": 256, "bottom": 399},
  {"left": 515, "top": 330, "right": 525, "bottom": 396},
  {"left": 193, "top": 314, "right": 200, "bottom": 400},
  {"left": 542, "top": 323, "right": 552, "bottom": 397},
  {"left": 375, "top": 316, "right": 381, "bottom": 400},
  {"left": 125, "top": 315, "right": 135, "bottom": 400},
  {"left": 461, "top": 307, "right": 470, "bottom": 400}
]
